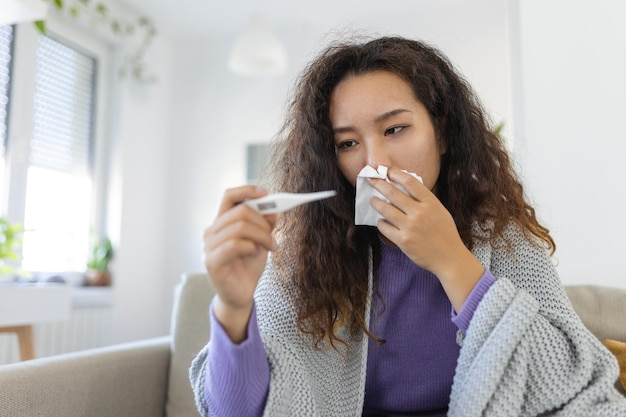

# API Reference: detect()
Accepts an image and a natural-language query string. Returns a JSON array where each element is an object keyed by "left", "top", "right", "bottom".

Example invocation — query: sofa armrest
[{"left": 0, "top": 336, "right": 171, "bottom": 417}]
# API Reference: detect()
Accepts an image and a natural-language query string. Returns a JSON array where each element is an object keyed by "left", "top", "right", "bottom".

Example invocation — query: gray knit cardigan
[{"left": 191, "top": 223, "right": 626, "bottom": 416}]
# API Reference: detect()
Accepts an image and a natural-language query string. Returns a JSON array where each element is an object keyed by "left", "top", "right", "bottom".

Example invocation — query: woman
[{"left": 191, "top": 35, "right": 626, "bottom": 416}]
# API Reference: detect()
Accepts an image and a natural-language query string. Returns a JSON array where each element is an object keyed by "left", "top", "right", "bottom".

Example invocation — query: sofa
[
  {"left": 0, "top": 273, "right": 215, "bottom": 417},
  {"left": 0, "top": 274, "right": 624, "bottom": 417}
]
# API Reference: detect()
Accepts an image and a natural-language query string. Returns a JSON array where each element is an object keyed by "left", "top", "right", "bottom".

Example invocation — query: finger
[
  {"left": 217, "top": 185, "right": 268, "bottom": 216},
  {"left": 205, "top": 204, "right": 278, "bottom": 266},
  {"left": 375, "top": 217, "right": 401, "bottom": 244},
  {"left": 264, "top": 213, "right": 278, "bottom": 229},
  {"left": 386, "top": 168, "right": 431, "bottom": 201},
  {"left": 368, "top": 177, "right": 415, "bottom": 210},
  {"left": 210, "top": 202, "right": 275, "bottom": 240},
  {"left": 370, "top": 196, "right": 408, "bottom": 227},
  {"left": 207, "top": 216, "right": 276, "bottom": 254},
  {"left": 205, "top": 238, "right": 266, "bottom": 271}
]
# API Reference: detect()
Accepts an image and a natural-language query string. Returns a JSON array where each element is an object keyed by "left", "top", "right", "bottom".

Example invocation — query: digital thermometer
[{"left": 243, "top": 190, "right": 337, "bottom": 214}]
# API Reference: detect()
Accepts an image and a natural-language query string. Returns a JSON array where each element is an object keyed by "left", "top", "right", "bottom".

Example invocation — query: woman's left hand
[{"left": 368, "top": 167, "right": 484, "bottom": 311}]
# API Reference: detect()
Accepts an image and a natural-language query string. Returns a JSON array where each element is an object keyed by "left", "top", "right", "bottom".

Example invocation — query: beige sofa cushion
[
  {"left": 565, "top": 285, "right": 626, "bottom": 343},
  {"left": 565, "top": 284, "right": 626, "bottom": 396},
  {"left": 0, "top": 337, "right": 170, "bottom": 417},
  {"left": 166, "top": 273, "right": 214, "bottom": 417}
]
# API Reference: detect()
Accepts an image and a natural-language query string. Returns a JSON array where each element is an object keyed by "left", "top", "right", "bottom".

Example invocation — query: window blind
[
  {"left": 0, "top": 26, "right": 13, "bottom": 156},
  {"left": 31, "top": 35, "right": 96, "bottom": 175}
]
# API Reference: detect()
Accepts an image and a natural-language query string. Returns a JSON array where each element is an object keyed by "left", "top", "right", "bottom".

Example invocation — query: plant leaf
[
  {"left": 96, "top": 3, "right": 108, "bottom": 16},
  {"left": 34, "top": 20, "right": 47, "bottom": 34},
  {"left": 53, "top": 0, "right": 63, "bottom": 9},
  {"left": 493, "top": 121, "right": 505, "bottom": 142}
]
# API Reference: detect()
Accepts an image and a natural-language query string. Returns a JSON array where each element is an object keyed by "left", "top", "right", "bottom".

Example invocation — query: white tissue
[{"left": 355, "top": 165, "right": 423, "bottom": 226}]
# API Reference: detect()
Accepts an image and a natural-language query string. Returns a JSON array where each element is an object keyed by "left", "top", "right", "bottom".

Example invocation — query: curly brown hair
[{"left": 265, "top": 35, "right": 554, "bottom": 351}]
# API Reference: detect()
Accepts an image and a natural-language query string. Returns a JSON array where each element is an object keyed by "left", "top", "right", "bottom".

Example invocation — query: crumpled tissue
[{"left": 355, "top": 165, "right": 423, "bottom": 226}]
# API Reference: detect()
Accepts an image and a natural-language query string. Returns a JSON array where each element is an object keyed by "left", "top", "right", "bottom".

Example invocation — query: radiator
[{"left": 0, "top": 305, "right": 114, "bottom": 365}]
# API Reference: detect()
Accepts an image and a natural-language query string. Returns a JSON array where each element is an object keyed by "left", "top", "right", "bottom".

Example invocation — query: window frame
[{"left": 2, "top": 15, "right": 112, "bottom": 273}]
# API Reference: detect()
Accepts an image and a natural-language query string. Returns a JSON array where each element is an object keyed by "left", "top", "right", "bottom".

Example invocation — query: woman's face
[{"left": 329, "top": 70, "right": 445, "bottom": 192}]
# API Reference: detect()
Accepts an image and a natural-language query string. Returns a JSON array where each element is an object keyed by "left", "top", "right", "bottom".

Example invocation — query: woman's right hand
[{"left": 203, "top": 185, "right": 277, "bottom": 343}]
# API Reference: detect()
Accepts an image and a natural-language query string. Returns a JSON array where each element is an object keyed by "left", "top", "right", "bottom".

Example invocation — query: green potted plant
[
  {"left": 0, "top": 217, "right": 24, "bottom": 282},
  {"left": 85, "top": 235, "right": 114, "bottom": 286}
]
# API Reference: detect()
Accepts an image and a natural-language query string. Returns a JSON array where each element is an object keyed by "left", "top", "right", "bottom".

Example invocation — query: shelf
[{"left": 0, "top": 282, "right": 71, "bottom": 327}]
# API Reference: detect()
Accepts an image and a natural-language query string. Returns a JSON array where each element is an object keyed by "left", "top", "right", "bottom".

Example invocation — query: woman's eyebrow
[
  {"left": 332, "top": 109, "right": 413, "bottom": 135},
  {"left": 332, "top": 125, "right": 355, "bottom": 135},
  {"left": 375, "top": 108, "right": 412, "bottom": 123}
]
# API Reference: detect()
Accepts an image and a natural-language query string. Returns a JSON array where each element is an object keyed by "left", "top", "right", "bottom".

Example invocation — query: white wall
[
  {"left": 106, "top": 35, "right": 174, "bottom": 342},
  {"left": 110, "top": 0, "right": 626, "bottom": 343},
  {"left": 160, "top": 0, "right": 513, "bottom": 317},
  {"left": 513, "top": 0, "right": 626, "bottom": 287}
]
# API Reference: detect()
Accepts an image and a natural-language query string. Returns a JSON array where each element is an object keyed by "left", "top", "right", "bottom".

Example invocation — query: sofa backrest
[
  {"left": 166, "top": 273, "right": 214, "bottom": 417},
  {"left": 565, "top": 284, "right": 626, "bottom": 396},
  {"left": 564, "top": 284, "right": 626, "bottom": 343}
]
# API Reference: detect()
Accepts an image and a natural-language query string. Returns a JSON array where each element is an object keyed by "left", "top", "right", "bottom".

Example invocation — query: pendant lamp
[{"left": 228, "top": 13, "right": 287, "bottom": 76}]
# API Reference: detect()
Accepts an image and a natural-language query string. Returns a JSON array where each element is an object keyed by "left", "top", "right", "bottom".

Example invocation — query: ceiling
[{"left": 117, "top": 0, "right": 473, "bottom": 38}]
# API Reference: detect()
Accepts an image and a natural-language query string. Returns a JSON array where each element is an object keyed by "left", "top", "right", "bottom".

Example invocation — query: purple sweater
[{"left": 204, "top": 243, "right": 495, "bottom": 416}]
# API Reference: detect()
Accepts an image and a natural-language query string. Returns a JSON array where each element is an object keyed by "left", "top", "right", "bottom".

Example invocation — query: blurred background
[{"left": 1, "top": 0, "right": 624, "bottom": 360}]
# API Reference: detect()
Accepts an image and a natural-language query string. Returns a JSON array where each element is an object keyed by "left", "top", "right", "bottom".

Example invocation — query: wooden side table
[
  {"left": 0, "top": 283, "right": 71, "bottom": 362},
  {"left": 0, "top": 325, "right": 35, "bottom": 360}
]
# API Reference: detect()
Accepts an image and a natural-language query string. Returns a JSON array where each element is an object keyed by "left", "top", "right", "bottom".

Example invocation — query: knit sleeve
[
  {"left": 189, "top": 299, "right": 270, "bottom": 417},
  {"left": 450, "top": 269, "right": 496, "bottom": 332},
  {"left": 448, "top": 223, "right": 626, "bottom": 416}
]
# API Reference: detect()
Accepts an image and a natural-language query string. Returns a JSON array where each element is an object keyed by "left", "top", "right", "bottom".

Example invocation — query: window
[
  {"left": 22, "top": 34, "right": 96, "bottom": 271},
  {"left": 2, "top": 18, "right": 110, "bottom": 274},
  {"left": 0, "top": 25, "right": 13, "bottom": 206}
]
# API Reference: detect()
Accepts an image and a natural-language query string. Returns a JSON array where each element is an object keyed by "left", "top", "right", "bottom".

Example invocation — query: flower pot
[{"left": 84, "top": 269, "right": 111, "bottom": 287}]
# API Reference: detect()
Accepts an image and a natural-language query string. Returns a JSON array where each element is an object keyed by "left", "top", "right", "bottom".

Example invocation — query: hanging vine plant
[{"left": 34, "top": 0, "right": 158, "bottom": 83}]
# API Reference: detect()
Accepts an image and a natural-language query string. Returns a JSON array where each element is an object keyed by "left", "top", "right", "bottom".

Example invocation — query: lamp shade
[
  {"left": 0, "top": 0, "right": 49, "bottom": 26},
  {"left": 228, "top": 13, "right": 287, "bottom": 76}
]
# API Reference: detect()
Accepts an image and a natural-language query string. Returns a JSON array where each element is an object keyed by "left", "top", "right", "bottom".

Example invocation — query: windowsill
[
  {"left": 71, "top": 286, "right": 113, "bottom": 308},
  {"left": 17, "top": 271, "right": 115, "bottom": 308}
]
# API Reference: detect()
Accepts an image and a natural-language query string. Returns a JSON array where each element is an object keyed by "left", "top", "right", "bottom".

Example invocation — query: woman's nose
[{"left": 366, "top": 140, "right": 391, "bottom": 169}]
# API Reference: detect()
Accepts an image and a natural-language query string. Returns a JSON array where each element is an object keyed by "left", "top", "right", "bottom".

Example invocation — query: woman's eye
[
  {"left": 336, "top": 140, "right": 357, "bottom": 149},
  {"left": 384, "top": 125, "right": 406, "bottom": 136}
]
